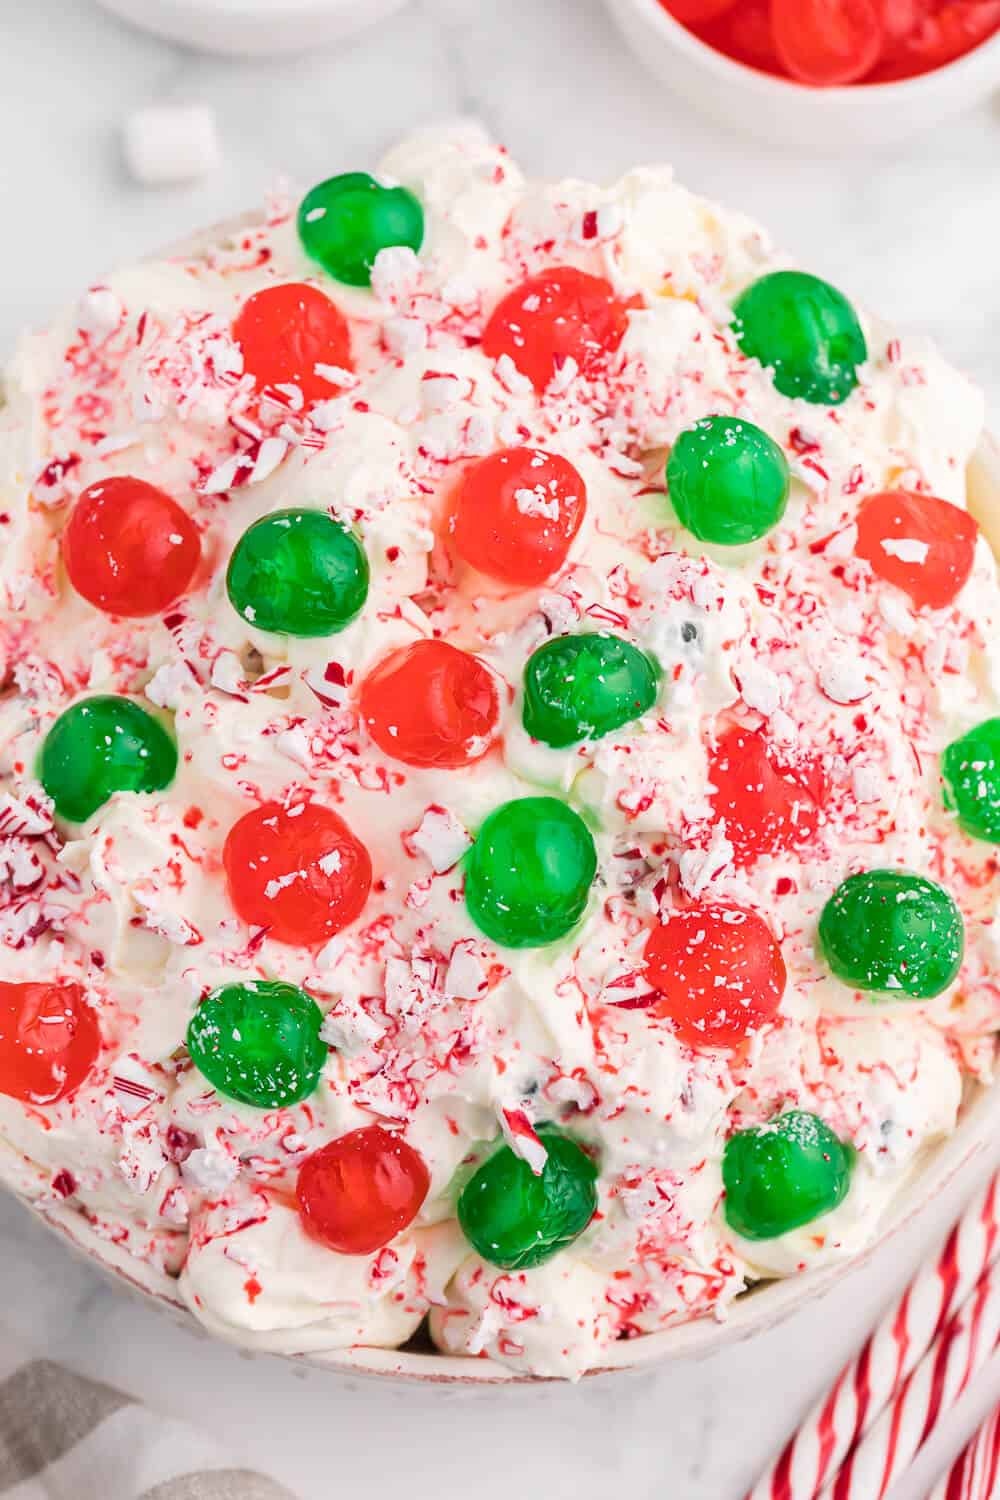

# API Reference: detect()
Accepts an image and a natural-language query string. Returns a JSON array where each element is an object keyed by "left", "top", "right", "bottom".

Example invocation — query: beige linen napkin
[{"left": 0, "top": 1335, "right": 297, "bottom": 1499}]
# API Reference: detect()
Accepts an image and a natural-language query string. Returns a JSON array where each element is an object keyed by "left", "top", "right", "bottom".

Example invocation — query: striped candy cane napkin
[
  {"left": 926, "top": 1400, "right": 1000, "bottom": 1500},
  {"left": 0, "top": 1330, "right": 297, "bottom": 1500},
  {"left": 745, "top": 1170, "right": 1000, "bottom": 1500}
]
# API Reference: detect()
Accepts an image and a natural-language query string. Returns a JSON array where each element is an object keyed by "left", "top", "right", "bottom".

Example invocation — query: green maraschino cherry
[
  {"left": 522, "top": 633, "right": 659, "bottom": 748},
  {"left": 464, "top": 797, "right": 597, "bottom": 949},
  {"left": 227, "top": 508, "right": 369, "bottom": 637},
  {"left": 298, "top": 171, "right": 424, "bottom": 288},
  {"left": 40, "top": 696, "right": 177, "bottom": 824},
  {"left": 732, "top": 270, "right": 867, "bottom": 406},
  {"left": 723, "top": 1111, "right": 853, "bottom": 1241},
  {"left": 666, "top": 415, "right": 790, "bottom": 546},
  {"left": 941, "top": 719, "right": 1000, "bottom": 843},
  {"left": 187, "top": 981, "right": 327, "bottom": 1110},
  {"left": 818, "top": 869, "right": 964, "bottom": 1000},
  {"left": 457, "top": 1125, "right": 598, "bottom": 1270}
]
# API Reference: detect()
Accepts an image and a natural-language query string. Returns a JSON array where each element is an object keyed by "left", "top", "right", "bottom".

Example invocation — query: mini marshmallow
[{"left": 123, "top": 105, "right": 221, "bottom": 187}]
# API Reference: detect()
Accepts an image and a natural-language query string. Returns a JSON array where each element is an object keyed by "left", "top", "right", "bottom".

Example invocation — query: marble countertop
[{"left": 3, "top": 3, "right": 1000, "bottom": 1497}]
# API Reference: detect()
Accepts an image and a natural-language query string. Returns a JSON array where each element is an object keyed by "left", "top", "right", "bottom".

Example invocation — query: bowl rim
[
  {"left": 4, "top": 1068, "right": 1000, "bottom": 1384},
  {"left": 608, "top": 0, "right": 1000, "bottom": 100}
]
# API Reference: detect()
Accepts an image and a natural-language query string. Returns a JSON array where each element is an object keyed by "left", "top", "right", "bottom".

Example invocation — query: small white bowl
[
  {"left": 96, "top": 0, "right": 411, "bottom": 57},
  {"left": 603, "top": 0, "right": 1000, "bottom": 150}
]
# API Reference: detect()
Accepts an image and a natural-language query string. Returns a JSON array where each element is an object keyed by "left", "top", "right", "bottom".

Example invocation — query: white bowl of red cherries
[{"left": 605, "top": 0, "right": 1000, "bottom": 148}]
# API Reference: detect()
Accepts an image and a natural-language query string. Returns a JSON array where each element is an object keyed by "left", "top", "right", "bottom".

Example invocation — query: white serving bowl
[
  {"left": 96, "top": 0, "right": 411, "bottom": 57},
  {"left": 603, "top": 0, "right": 1000, "bottom": 150},
  {"left": 4, "top": 210, "right": 999, "bottom": 1385},
  {"left": 4, "top": 1069, "right": 1000, "bottom": 1385}
]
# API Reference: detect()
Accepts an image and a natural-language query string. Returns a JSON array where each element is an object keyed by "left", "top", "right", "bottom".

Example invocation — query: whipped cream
[{"left": 0, "top": 121, "right": 997, "bottom": 1379}]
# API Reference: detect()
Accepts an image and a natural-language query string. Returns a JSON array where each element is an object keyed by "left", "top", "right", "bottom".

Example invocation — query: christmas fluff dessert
[{"left": 1, "top": 121, "right": 998, "bottom": 1380}]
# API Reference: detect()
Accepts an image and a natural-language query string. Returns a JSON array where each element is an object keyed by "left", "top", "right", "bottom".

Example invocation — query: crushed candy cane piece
[
  {"left": 444, "top": 941, "right": 488, "bottom": 1000},
  {"left": 499, "top": 1105, "right": 548, "bottom": 1176},
  {"left": 409, "top": 806, "right": 471, "bottom": 872},
  {"left": 77, "top": 287, "right": 123, "bottom": 340},
  {"left": 881, "top": 537, "right": 930, "bottom": 565},
  {"left": 183, "top": 1145, "right": 239, "bottom": 1197}
]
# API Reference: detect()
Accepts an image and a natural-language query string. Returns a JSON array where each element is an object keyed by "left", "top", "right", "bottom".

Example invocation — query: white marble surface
[{"left": 3, "top": 3, "right": 1000, "bottom": 1497}]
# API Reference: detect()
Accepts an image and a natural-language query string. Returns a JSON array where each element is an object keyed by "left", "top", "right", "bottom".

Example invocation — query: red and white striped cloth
[
  {"left": 817, "top": 1259, "right": 1000, "bottom": 1500},
  {"left": 746, "top": 1174, "right": 1000, "bottom": 1500},
  {"left": 925, "top": 1402, "right": 1000, "bottom": 1500}
]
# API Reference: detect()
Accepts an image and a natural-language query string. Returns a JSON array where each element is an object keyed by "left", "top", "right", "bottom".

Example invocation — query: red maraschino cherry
[
  {"left": 872, "top": 1, "right": 1000, "bottom": 79},
  {"left": 452, "top": 446, "right": 587, "bottom": 588},
  {"left": 224, "top": 801, "right": 372, "bottom": 946},
  {"left": 709, "top": 725, "right": 827, "bottom": 864},
  {"left": 707, "top": 0, "right": 783, "bottom": 71},
  {"left": 297, "top": 1125, "right": 430, "bottom": 1254},
  {"left": 63, "top": 477, "right": 200, "bottom": 618},
  {"left": 0, "top": 981, "right": 100, "bottom": 1105},
  {"left": 482, "top": 267, "right": 633, "bottom": 392},
  {"left": 771, "top": 0, "right": 883, "bottom": 85},
  {"left": 232, "top": 282, "right": 353, "bottom": 404},
  {"left": 854, "top": 490, "right": 978, "bottom": 610},
  {"left": 359, "top": 640, "right": 499, "bottom": 769},
  {"left": 645, "top": 904, "right": 786, "bottom": 1048}
]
